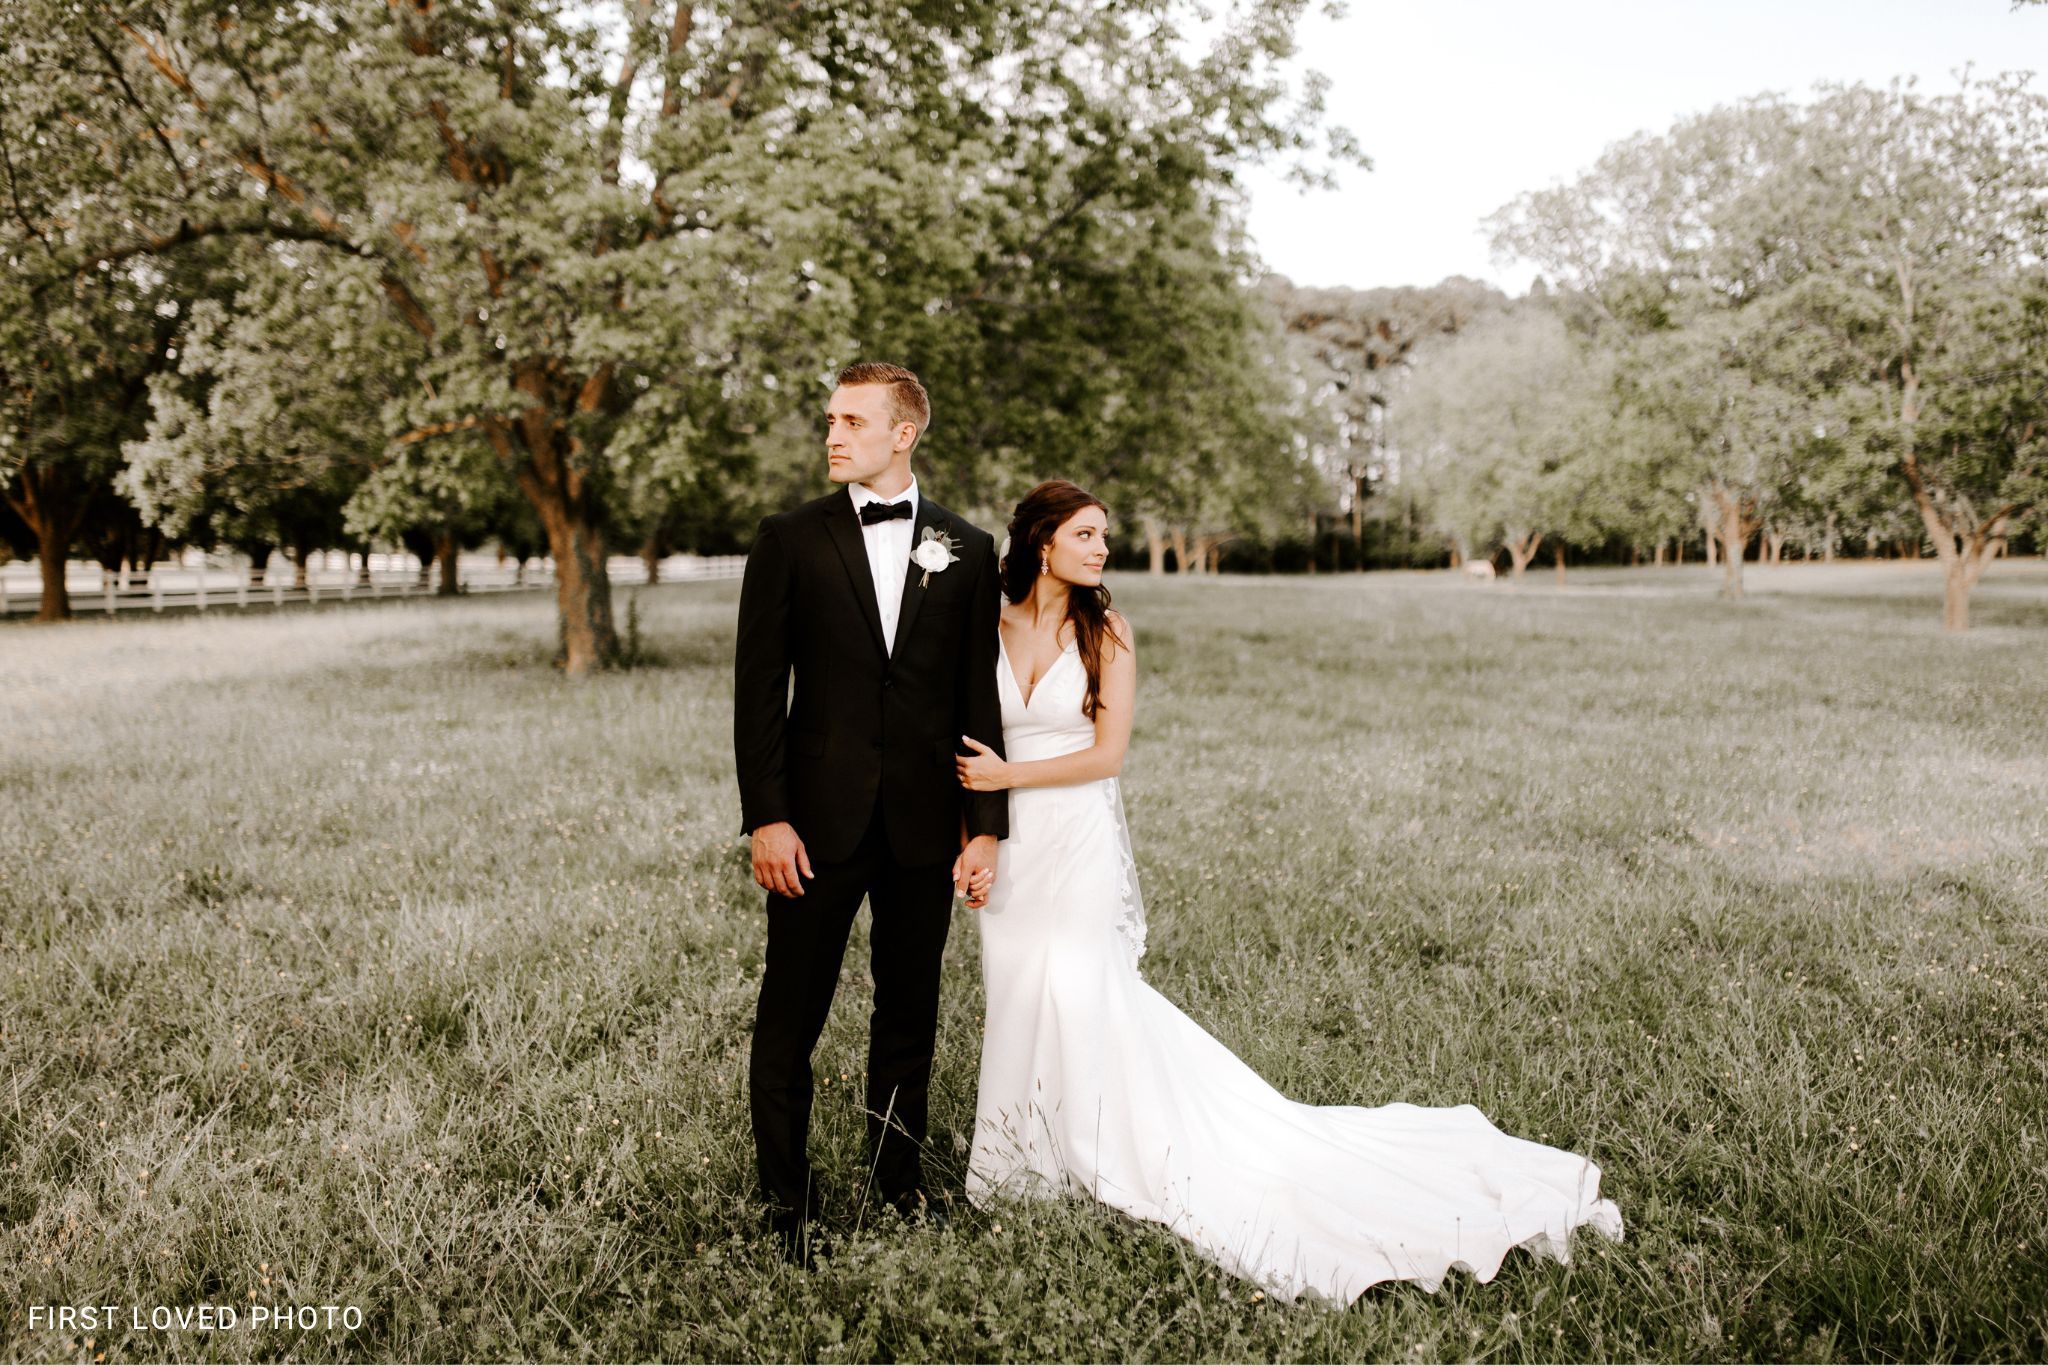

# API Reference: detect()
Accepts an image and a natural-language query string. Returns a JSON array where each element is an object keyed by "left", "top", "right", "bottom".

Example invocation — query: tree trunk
[
  {"left": 1942, "top": 562, "right": 1971, "bottom": 631},
  {"left": 1554, "top": 540, "right": 1567, "bottom": 586},
  {"left": 436, "top": 530, "right": 461, "bottom": 596},
  {"left": 1823, "top": 512, "right": 1837, "bottom": 563},
  {"left": 1653, "top": 539, "right": 1667, "bottom": 567},
  {"left": 293, "top": 545, "right": 312, "bottom": 591},
  {"left": 1144, "top": 519, "right": 1167, "bottom": 575},
  {"left": 1504, "top": 530, "right": 1542, "bottom": 579},
  {"left": 400, "top": 529, "right": 435, "bottom": 587},
  {"left": 641, "top": 532, "right": 663, "bottom": 585},
  {"left": 35, "top": 519, "right": 72, "bottom": 621},
  {"left": 1711, "top": 484, "right": 1748, "bottom": 599},
  {"left": 1168, "top": 528, "right": 1189, "bottom": 575},
  {"left": 8, "top": 465, "right": 87, "bottom": 622},
  {"left": 1765, "top": 528, "right": 1788, "bottom": 564},
  {"left": 1925, "top": 509, "right": 2010, "bottom": 634},
  {"left": 525, "top": 490, "right": 618, "bottom": 676},
  {"left": 1893, "top": 347, "right": 2020, "bottom": 633},
  {"left": 478, "top": 367, "right": 623, "bottom": 676}
]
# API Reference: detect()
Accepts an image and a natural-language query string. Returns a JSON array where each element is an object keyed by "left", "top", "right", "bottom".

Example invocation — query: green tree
[
  {"left": 0, "top": 16, "right": 225, "bottom": 618},
  {"left": 31, "top": 0, "right": 1347, "bottom": 671},
  {"left": 1623, "top": 314, "right": 1833, "bottom": 597},
  {"left": 1269, "top": 276, "right": 1506, "bottom": 550},
  {"left": 1490, "top": 98, "right": 1822, "bottom": 598},
  {"left": 122, "top": 254, "right": 415, "bottom": 587},
  {"left": 1766, "top": 81, "right": 2048, "bottom": 629},
  {"left": 1394, "top": 304, "right": 1615, "bottom": 579}
]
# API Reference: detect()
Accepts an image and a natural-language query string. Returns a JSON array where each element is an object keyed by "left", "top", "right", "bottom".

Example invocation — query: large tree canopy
[
  {"left": 10, "top": 0, "right": 1352, "bottom": 661},
  {"left": 1393, "top": 302, "right": 1619, "bottom": 577}
]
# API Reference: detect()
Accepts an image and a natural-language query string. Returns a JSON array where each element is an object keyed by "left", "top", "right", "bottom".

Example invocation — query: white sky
[{"left": 1242, "top": 0, "right": 2046, "bottom": 294}]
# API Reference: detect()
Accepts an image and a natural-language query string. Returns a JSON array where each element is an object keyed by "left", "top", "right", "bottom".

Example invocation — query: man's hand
[
  {"left": 952, "top": 834, "right": 998, "bottom": 909},
  {"left": 751, "top": 821, "right": 813, "bottom": 898}
]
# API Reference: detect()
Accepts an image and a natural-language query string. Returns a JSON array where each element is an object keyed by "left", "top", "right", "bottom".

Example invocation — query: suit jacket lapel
[
  {"left": 823, "top": 491, "right": 890, "bottom": 658},
  {"left": 889, "top": 499, "right": 944, "bottom": 660}
]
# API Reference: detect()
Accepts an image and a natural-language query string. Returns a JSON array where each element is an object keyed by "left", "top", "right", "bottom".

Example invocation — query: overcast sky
[{"left": 1241, "top": 0, "right": 2045, "bottom": 295}]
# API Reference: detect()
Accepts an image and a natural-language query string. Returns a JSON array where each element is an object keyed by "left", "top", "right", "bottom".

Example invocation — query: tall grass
[{"left": 3, "top": 562, "right": 2044, "bottom": 1361}]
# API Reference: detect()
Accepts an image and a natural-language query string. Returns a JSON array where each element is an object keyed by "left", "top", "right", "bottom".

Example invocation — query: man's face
[{"left": 824, "top": 385, "right": 912, "bottom": 486}]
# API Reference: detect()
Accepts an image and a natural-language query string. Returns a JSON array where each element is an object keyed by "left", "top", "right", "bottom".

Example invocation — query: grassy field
[{"left": 3, "top": 560, "right": 2045, "bottom": 1362}]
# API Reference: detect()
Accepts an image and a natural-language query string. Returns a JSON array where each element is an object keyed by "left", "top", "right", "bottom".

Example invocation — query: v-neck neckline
[{"left": 999, "top": 630, "right": 1075, "bottom": 710}]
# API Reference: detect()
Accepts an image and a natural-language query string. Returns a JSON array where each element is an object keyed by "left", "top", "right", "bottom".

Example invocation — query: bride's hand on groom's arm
[
  {"left": 955, "top": 737, "right": 1011, "bottom": 792},
  {"left": 750, "top": 821, "right": 813, "bottom": 898}
]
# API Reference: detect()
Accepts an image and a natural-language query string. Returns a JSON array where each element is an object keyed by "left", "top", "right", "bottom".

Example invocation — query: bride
[{"left": 952, "top": 479, "right": 1623, "bottom": 1305}]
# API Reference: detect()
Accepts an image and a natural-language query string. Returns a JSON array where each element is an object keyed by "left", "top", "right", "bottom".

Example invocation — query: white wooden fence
[{"left": 0, "top": 551, "right": 746, "bottom": 619}]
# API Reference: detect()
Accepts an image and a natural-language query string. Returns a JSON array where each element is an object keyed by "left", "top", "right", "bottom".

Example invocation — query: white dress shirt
[{"left": 847, "top": 477, "right": 919, "bottom": 652}]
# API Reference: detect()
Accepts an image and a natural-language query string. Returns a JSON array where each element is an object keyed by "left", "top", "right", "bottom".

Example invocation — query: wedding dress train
[{"left": 966, "top": 636, "right": 1623, "bottom": 1304}]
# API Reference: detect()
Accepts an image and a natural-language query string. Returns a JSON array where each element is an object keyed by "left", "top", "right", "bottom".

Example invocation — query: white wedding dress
[{"left": 966, "top": 637, "right": 1623, "bottom": 1305}]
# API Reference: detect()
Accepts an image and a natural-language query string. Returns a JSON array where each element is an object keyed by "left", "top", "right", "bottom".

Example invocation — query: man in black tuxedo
[{"left": 733, "top": 361, "right": 1006, "bottom": 1257}]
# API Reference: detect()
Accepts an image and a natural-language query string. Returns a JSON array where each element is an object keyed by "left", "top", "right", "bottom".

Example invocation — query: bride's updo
[{"left": 1001, "top": 479, "right": 1128, "bottom": 721}]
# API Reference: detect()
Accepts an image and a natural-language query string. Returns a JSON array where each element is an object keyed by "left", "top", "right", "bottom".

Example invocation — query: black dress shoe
[
  {"left": 885, "top": 1188, "right": 951, "bottom": 1229},
  {"left": 772, "top": 1220, "right": 828, "bottom": 1269}
]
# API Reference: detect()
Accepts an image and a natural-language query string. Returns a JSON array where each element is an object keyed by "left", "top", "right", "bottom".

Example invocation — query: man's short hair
[{"left": 835, "top": 361, "right": 930, "bottom": 443}]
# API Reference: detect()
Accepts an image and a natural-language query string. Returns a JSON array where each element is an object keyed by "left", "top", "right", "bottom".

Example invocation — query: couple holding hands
[{"left": 731, "top": 362, "right": 1620, "bottom": 1302}]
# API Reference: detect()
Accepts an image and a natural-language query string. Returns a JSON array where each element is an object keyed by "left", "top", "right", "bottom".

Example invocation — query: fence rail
[{"left": 0, "top": 553, "right": 746, "bottom": 619}]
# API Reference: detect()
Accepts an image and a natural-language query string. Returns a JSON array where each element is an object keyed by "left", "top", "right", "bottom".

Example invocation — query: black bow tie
[{"left": 859, "top": 500, "right": 913, "bottom": 525}]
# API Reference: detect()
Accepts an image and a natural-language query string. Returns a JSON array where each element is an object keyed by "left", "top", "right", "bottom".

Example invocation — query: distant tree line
[
  {"left": 1409, "top": 78, "right": 2048, "bottom": 631},
  {"left": 1176, "top": 77, "right": 2044, "bottom": 633},
  {"left": 7, "top": 6, "right": 2042, "bottom": 650}
]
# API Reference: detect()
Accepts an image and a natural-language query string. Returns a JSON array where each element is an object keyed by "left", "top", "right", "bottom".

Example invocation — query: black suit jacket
[{"left": 733, "top": 488, "right": 1008, "bottom": 866}]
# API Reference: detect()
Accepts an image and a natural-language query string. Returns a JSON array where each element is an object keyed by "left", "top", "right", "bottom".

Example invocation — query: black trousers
[{"left": 748, "top": 805, "right": 954, "bottom": 1231}]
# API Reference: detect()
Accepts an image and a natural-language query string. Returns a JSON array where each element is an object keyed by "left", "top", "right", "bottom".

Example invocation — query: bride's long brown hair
[{"left": 1001, "top": 480, "right": 1127, "bottom": 721}]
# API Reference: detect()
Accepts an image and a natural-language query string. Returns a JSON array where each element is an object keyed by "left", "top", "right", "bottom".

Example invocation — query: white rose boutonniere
[{"left": 912, "top": 526, "right": 960, "bottom": 587}]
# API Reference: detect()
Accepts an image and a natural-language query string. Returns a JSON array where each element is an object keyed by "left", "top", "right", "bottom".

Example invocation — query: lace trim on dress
[{"left": 1105, "top": 777, "right": 1147, "bottom": 965}]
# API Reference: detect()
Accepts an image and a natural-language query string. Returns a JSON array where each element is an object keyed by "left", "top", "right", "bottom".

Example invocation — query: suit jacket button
[
  {"left": 870, "top": 737, "right": 883, "bottom": 750},
  {"left": 881, "top": 674, "right": 893, "bottom": 688}
]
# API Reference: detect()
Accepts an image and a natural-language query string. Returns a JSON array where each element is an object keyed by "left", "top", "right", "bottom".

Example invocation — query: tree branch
[
  {"left": 952, "top": 168, "right": 1117, "bottom": 309},
  {"left": 81, "top": 25, "right": 193, "bottom": 195},
  {"left": 394, "top": 414, "right": 500, "bottom": 444},
  {"left": 116, "top": 21, "right": 207, "bottom": 111},
  {"left": 55, "top": 216, "right": 362, "bottom": 280},
  {"left": 660, "top": 3, "right": 696, "bottom": 118},
  {"left": 0, "top": 94, "right": 61, "bottom": 266},
  {"left": 602, "top": 0, "right": 655, "bottom": 184}
]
